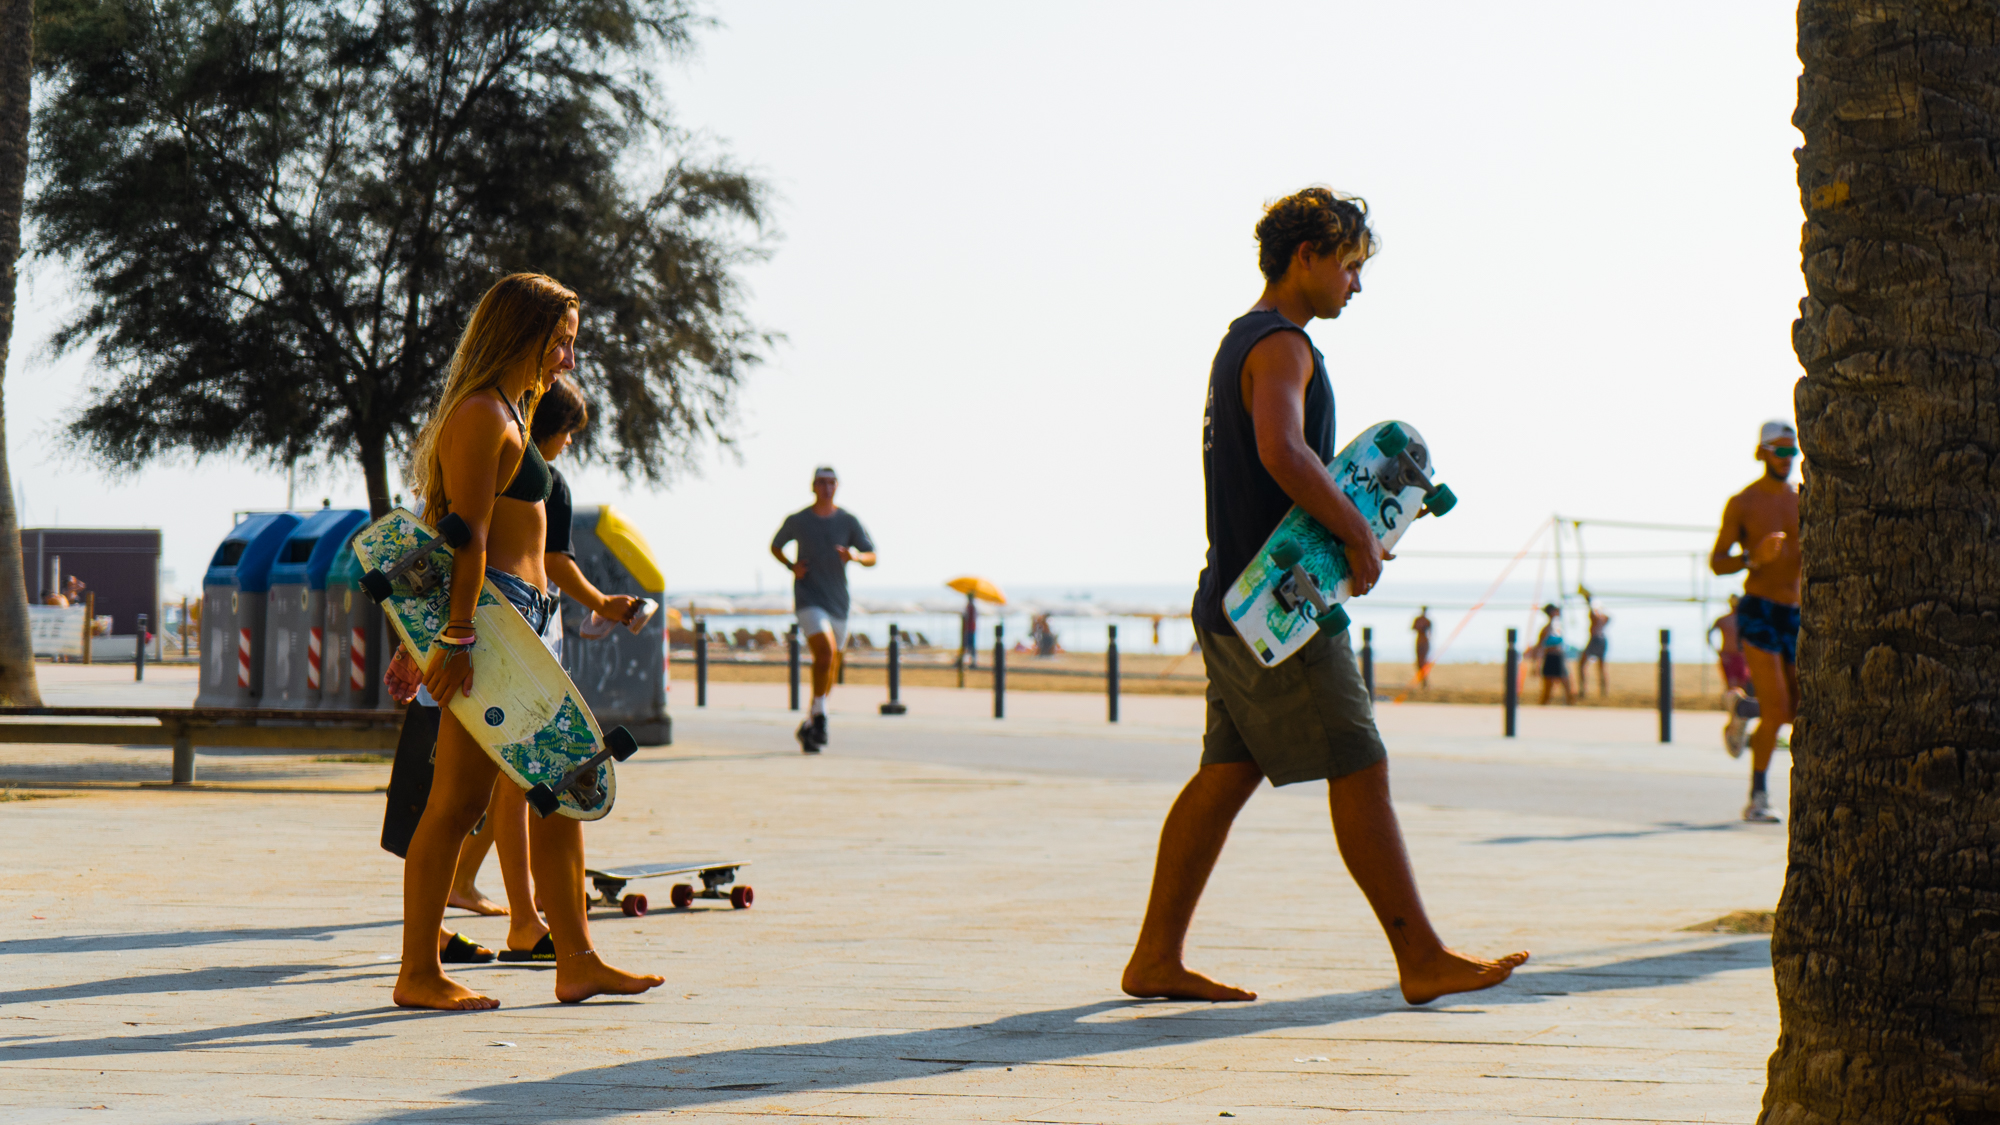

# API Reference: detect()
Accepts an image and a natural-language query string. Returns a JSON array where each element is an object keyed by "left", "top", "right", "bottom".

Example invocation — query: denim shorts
[{"left": 414, "top": 568, "right": 561, "bottom": 706}]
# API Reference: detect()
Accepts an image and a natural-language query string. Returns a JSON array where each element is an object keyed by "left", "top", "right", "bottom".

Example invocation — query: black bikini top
[{"left": 495, "top": 392, "right": 554, "bottom": 504}]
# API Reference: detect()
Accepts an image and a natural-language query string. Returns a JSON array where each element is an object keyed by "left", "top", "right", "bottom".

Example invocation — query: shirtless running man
[
  {"left": 1708, "top": 421, "right": 1800, "bottom": 824},
  {"left": 1121, "top": 187, "right": 1528, "bottom": 1006}
]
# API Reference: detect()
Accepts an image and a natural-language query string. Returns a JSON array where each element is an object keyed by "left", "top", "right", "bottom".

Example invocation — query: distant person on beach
[
  {"left": 1576, "top": 591, "right": 1610, "bottom": 699},
  {"left": 1534, "top": 604, "right": 1574, "bottom": 705},
  {"left": 1122, "top": 186, "right": 1527, "bottom": 1007},
  {"left": 1410, "top": 607, "right": 1432, "bottom": 683},
  {"left": 1708, "top": 594, "right": 1755, "bottom": 758},
  {"left": 1709, "top": 421, "right": 1800, "bottom": 824},
  {"left": 770, "top": 466, "right": 876, "bottom": 753}
]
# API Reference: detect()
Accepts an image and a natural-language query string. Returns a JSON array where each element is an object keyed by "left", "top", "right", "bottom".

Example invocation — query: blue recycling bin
[
  {"left": 322, "top": 532, "right": 397, "bottom": 712},
  {"left": 261, "top": 508, "right": 368, "bottom": 708},
  {"left": 194, "top": 512, "right": 301, "bottom": 708}
]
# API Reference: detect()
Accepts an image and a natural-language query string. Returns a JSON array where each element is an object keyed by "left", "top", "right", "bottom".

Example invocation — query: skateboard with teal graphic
[
  {"left": 354, "top": 507, "right": 636, "bottom": 820},
  {"left": 1225, "top": 421, "right": 1456, "bottom": 667}
]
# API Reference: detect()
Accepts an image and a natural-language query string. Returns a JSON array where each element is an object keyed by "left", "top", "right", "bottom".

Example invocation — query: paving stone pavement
[{"left": 0, "top": 667, "right": 1784, "bottom": 1122}]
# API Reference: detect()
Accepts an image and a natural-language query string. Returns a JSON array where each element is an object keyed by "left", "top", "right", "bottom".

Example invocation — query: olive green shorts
[{"left": 1196, "top": 624, "right": 1387, "bottom": 787}]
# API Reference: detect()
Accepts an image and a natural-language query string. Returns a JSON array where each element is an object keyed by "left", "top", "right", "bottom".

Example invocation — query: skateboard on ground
[
  {"left": 586, "top": 860, "right": 754, "bottom": 916},
  {"left": 1225, "top": 421, "right": 1456, "bottom": 667},
  {"left": 354, "top": 507, "right": 637, "bottom": 819}
]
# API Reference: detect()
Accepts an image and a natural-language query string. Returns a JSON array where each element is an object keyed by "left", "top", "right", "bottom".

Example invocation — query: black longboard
[
  {"left": 380, "top": 704, "right": 442, "bottom": 858},
  {"left": 585, "top": 860, "right": 753, "bottom": 916}
]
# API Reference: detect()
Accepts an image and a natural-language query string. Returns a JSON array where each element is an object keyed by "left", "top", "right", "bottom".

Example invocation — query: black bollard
[
  {"left": 788, "top": 624, "right": 801, "bottom": 711},
  {"left": 881, "top": 624, "right": 907, "bottom": 715},
  {"left": 135, "top": 613, "right": 148, "bottom": 682},
  {"left": 695, "top": 617, "right": 708, "bottom": 707},
  {"left": 1361, "top": 626, "right": 1374, "bottom": 700},
  {"left": 993, "top": 623, "right": 1005, "bottom": 719},
  {"left": 1107, "top": 624, "right": 1120, "bottom": 724},
  {"left": 1504, "top": 628, "right": 1519, "bottom": 737},
  {"left": 1658, "top": 629, "right": 1673, "bottom": 743}
]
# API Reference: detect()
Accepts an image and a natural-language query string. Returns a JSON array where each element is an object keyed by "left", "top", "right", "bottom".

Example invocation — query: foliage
[{"left": 30, "top": 0, "right": 772, "bottom": 509}]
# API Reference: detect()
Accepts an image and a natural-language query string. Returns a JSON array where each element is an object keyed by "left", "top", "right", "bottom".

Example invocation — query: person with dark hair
[
  {"left": 1709, "top": 420, "right": 1800, "bottom": 824},
  {"left": 1576, "top": 591, "right": 1610, "bottom": 698},
  {"left": 1122, "top": 187, "right": 1528, "bottom": 1006}
]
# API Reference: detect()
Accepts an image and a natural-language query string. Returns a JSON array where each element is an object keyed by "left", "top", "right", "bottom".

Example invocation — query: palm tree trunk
[
  {"left": 0, "top": 0, "right": 43, "bottom": 706},
  {"left": 1764, "top": 2, "right": 2000, "bottom": 1120}
]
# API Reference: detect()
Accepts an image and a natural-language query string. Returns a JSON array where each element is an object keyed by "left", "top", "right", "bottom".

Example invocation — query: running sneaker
[
  {"left": 1722, "top": 689, "right": 1749, "bottom": 759},
  {"left": 1742, "top": 793, "right": 1780, "bottom": 823},
  {"left": 796, "top": 719, "right": 822, "bottom": 754},
  {"left": 812, "top": 712, "right": 828, "bottom": 746}
]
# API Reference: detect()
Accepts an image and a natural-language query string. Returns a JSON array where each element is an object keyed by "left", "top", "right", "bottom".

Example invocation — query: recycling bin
[
  {"left": 560, "top": 505, "right": 670, "bottom": 745},
  {"left": 322, "top": 533, "right": 393, "bottom": 711},
  {"left": 194, "top": 512, "right": 301, "bottom": 708},
  {"left": 261, "top": 508, "right": 368, "bottom": 708}
]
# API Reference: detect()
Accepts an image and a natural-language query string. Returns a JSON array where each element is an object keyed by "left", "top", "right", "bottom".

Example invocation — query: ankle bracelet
[{"left": 561, "top": 948, "right": 596, "bottom": 959}]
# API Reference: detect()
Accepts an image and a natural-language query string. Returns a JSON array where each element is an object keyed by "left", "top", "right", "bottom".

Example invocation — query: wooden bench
[{"left": 0, "top": 707, "right": 406, "bottom": 785}]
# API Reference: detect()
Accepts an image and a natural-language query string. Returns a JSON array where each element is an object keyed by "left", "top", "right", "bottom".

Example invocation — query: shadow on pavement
[
  {"left": 345, "top": 938, "right": 1772, "bottom": 1121},
  {"left": 0, "top": 918, "right": 398, "bottom": 957},
  {"left": 1476, "top": 820, "right": 1752, "bottom": 845}
]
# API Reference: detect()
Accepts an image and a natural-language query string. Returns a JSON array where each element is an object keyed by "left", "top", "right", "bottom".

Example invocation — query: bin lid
[
  {"left": 589, "top": 506, "right": 666, "bottom": 593},
  {"left": 267, "top": 508, "right": 368, "bottom": 590},
  {"left": 204, "top": 512, "right": 302, "bottom": 593}
]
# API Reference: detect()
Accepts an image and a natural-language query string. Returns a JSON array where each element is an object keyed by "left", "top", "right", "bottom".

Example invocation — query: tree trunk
[
  {"left": 359, "top": 431, "right": 392, "bottom": 519},
  {"left": 1764, "top": 4, "right": 2000, "bottom": 1121},
  {"left": 0, "top": 0, "right": 43, "bottom": 707}
]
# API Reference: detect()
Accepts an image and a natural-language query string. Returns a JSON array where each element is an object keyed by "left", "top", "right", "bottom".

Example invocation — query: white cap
[
  {"left": 813, "top": 465, "right": 837, "bottom": 480},
  {"left": 1759, "top": 420, "right": 1796, "bottom": 446}
]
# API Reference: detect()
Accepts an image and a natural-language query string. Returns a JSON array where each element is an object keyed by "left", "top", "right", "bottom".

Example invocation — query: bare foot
[
  {"left": 1399, "top": 947, "right": 1531, "bottom": 1005},
  {"left": 448, "top": 885, "right": 509, "bottom": 916},
  {"left": 554, "top": 952, "right": 665, "bottom": 1004},
  {"left": 394, "top": 970, "right": 500, "bottom": 1011},
  {"left": 1121, "top": 959, "right": 1257, "bottom": 1001}
]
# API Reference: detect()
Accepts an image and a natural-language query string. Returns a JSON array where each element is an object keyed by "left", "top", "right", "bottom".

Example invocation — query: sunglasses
[{"left": 1765, "top": 445, "right": 1798, "bottom": 458}]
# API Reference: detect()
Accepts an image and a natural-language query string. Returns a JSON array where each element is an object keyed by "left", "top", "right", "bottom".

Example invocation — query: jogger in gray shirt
[{"left": 770, "top": 466, "right": 876, "bottom": 751}]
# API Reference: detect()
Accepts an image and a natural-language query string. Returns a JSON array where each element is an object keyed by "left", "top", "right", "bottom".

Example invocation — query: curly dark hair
[
  {"left": 531, "top": 374, "right": 591, "bottom": 443},
  {"left": 1255, "top": 187, "right": 1375, "bottom": 282}
]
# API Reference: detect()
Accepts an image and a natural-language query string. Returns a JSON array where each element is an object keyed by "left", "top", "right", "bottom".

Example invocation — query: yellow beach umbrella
[{"left": 946, "top": 576, "right": 1007, "bottom": 604}]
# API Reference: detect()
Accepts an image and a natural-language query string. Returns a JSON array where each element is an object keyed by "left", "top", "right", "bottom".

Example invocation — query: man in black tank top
[{"left": 1122, "top": 188, "right": 1529, "bottom": 1006}]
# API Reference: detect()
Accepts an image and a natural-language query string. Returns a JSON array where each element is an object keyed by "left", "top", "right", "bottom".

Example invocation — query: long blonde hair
[{"left": 408, "top": 273, "right": 579, "bottom": 519}]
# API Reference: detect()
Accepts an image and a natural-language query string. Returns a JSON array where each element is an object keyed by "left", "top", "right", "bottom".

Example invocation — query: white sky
[{"left": 9, "top": 0, "right": 1802, "bottom": 609}]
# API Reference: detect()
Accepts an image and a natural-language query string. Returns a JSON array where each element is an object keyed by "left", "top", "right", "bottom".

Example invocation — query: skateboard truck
[
  {"left": 360, "top": 514, "right": 472, "bottom": 603},
  {"left": 1372, "top": 423, "right": 1457, "bottom": 518},
  {"left": 525, "top": 725, "right": 640, "bottom": 818},
  {"left": 1268, "top": 540, "right": 1353, "bottom": 634}
]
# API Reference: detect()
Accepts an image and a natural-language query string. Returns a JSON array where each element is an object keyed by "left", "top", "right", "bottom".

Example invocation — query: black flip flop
[
  {"left": 440, "top": 932, "right": 496, "bottom": 964},
  {"left": 497, "top": 934, "right": 555, "bottom": 963}
]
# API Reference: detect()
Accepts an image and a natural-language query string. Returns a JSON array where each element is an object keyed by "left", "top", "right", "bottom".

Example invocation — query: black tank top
[{"left": 1190, "top": 309, "right": 1337, "bottom": 633}]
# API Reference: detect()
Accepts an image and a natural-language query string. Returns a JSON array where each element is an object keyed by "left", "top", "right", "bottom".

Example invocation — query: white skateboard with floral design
[{"left": 354, "top": 507, "right": 635, "bottom": 820}]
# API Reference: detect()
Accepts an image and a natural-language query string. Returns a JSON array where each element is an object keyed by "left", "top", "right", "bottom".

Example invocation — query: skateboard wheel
[
  {"left": 622, "top": 893, "right": 648, "bottom": 917},
  {"left": 525, "top": 783, "right": 561, "bottom": 818},
  {"left": 436, "top": 512, "right": 472, "bottom": 548},
  {"left": 1374, "top": 422, "right": 1409, "bottom": 459},
  {"left": 1270, "top": 538, "right": 1304, "bottom": 571},
  {"left": 1322, "top": 604, "right": 1352, "bottom": 634},
  {"left": 731, "top": 886, "right": 754, "bottom": 909},
  {"left": 605, "top": 725, "right": 640, "bottom": 762},
  {"left": 359, "top": 570, "right": 392, "bottom": 604},
  {"left": 670, "top": 883, "right": 695, "bottom": 909},
  {"left": 1426, "top": 483, "right": 1458, "bottom": 517}
]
